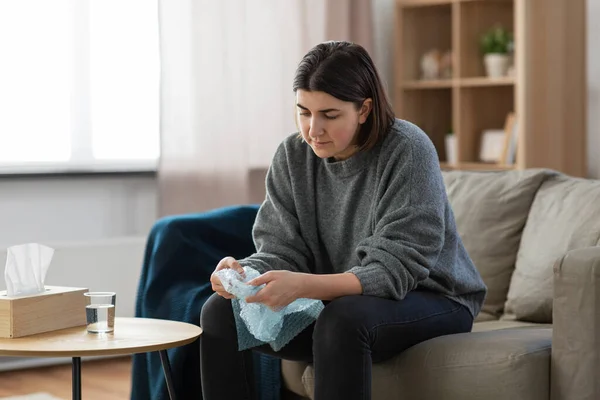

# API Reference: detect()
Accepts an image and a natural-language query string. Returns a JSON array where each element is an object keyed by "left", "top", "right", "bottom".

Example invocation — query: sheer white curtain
[
  {"left": 158, "top": 0, "right": 373, "bottom": 215},
  {"left": 0, "top": 0, "right": 160, "bottom": 173}
]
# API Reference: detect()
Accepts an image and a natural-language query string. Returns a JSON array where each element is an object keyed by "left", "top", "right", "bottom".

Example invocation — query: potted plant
[{"left": 480, "top": 25, "right": 513, "bottom": 78}]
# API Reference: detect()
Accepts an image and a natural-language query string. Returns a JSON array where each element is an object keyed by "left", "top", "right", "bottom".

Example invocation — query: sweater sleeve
[
  {"left": 348, "top": 130, "right": 447, "bottom": 300},
  {"left": 237, "top": 142, "right": 313, "bottom": 274}
]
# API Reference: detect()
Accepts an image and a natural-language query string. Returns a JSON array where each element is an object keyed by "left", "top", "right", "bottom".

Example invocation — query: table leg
[
  {"left": 72, "top": 357, "right": 82, "bottom": 400},
  {"left": 159, "top": 350, "right": 177, "bottom": 400}
]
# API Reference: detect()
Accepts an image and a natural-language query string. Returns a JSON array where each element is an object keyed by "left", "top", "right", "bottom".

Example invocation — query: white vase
[
  {"left": 483, "top": 54, "right": 510, "bottom": 78},
  {"left": 445, "top": 134, "right": 457, "bottom": 165}
]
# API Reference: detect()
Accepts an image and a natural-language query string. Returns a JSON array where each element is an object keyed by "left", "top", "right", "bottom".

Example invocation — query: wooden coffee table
[{"left": 0, "top": 317, "right": 202, "bottom": 400}]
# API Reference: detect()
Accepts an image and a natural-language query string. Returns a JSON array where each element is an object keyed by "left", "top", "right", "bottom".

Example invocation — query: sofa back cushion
[
  {"left": 503, "top": 174, "right": 600, "bottom": 323},
  {"left": 442, "top": 169, "right": 554, "bottom": 320}
]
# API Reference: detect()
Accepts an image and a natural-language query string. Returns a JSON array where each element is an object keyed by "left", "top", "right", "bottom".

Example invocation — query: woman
[{"left": 200, "top": 41, "right": 487, "bottom": 400}]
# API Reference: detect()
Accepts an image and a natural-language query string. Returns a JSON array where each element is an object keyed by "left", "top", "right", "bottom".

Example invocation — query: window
[{"left": 0, "top": 0, "right": 159, "bottom": 174}]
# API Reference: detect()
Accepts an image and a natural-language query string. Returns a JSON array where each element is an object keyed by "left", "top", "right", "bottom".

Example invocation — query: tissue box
[{"left": 0, "top": 286, "right": 88, "bottom": 338}]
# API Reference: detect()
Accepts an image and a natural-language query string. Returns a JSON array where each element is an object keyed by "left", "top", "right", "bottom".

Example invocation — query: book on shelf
[{"left": 499, "top": 112, "right": 518, "bottom": 165}]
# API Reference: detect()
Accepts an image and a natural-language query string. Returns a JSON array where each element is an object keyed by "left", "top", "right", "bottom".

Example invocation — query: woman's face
[{"left": 296, "top": 90, "right": 371, "bottom": 161}]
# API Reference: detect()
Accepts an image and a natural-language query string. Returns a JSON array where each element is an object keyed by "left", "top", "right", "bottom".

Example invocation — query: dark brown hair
[{"left": 293, "top": 41, "right": 395, "bottom": 151}]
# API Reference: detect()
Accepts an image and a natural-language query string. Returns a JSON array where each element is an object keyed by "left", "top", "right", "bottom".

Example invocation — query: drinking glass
[{"left": 84, "top": 292, "right": 116, "bottom": 333}]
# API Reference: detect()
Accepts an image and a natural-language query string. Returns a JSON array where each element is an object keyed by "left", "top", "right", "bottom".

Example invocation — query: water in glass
[{"left": 86, "top": 303, "right": 115, "bottom": 333}]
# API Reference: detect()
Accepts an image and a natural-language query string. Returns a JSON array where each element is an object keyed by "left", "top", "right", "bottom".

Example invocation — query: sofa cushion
[
  {"left": 281, "top": 320, "right": 549, "bottom": 398},
  {"left": 442, "top": 169, "right": 554, "bottom": 318},
  {"left": 474, "top": 311, "right": 498, "bottom": 322},
  {"left": 503, "top": 174, "right": 600, "bottom": 323},
  {"left": 472, "top": 320, "right": 551, "bottom": 332},
  {"left": 300, "top": 328, "right": 551, "bottom": 400}
]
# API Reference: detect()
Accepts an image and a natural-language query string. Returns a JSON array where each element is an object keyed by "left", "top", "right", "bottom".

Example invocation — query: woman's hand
[
  {"left": 210, "top": 256, "right": 246, "bottom": 299},
  {"left": 245, "top": 270, "right": 306, "bottom": 310}
]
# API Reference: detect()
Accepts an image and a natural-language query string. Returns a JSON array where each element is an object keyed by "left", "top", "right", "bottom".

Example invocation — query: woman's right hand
[{"left": 211, "top": 256, "right": 246, "bottom": 299}]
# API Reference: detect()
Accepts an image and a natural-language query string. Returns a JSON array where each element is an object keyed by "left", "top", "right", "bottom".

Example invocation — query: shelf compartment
[
  {"left": 400, "top": 88, "right": 453, "bottom": 162},
  {"left": 458, "top": 0, "right": 514, "bottom": 78},
  {"left": 400, "top": 3, "right": 453, "bottom": 81},
  {"left": 457, "top": 85, "right": 514, "bottom": 163}
]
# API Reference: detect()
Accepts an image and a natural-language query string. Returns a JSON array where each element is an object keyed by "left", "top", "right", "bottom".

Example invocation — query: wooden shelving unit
[
  {"left": 459, "top": 77, "right": 514, "bottom": 87},
  {"left": 439, "top": 161, "right": 515, "bottom": 171},
  {"left": 402, "top": 77, "right": 514, "bottom": 89},
  {"left": 403, "top": 79, "right": 454, "bottom": 89},
  {"left": 394, "top": 0, "right": 587, "bottom": 176}
]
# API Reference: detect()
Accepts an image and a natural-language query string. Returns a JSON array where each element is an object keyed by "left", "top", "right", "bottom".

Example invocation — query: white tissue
[{"left": 4, "top": 243, "right": 54, "bottom": 297}]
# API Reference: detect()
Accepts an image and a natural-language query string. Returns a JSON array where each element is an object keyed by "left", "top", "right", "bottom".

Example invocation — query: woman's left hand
[{"left": 245, "top": 270, "right": 306, "bottom": 310}]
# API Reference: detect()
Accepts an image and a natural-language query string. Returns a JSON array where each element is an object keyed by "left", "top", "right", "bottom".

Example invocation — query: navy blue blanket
[{"left": 131, "top": 205, "right": 281, "bottom": 400}]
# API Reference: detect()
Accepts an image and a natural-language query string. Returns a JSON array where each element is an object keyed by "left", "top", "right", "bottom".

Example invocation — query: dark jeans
[{"left": 200, "top": 289, "right": 473, "bottom": 400}]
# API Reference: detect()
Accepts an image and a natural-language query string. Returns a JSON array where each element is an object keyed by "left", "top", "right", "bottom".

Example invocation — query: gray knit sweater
[{"left": 239, "top": 119, "right": 487, "bottom": 318}]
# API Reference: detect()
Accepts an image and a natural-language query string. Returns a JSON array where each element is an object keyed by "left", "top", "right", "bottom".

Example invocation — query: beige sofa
[{"left": 281, "top": 169, "right": 600, "bottom": 400}]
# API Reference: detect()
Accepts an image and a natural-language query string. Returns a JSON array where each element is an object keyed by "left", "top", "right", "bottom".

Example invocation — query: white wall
[
  {"left": 0, "top": 175, "right": 157, "bottom": 248},
  {"left": 372, "top": 0, "right": 600, "bottom": 179}
]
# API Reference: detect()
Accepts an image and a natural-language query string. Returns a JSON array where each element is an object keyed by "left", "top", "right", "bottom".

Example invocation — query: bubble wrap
[{"left": 215, "top": 267, "right": 324, "bottom": 351}]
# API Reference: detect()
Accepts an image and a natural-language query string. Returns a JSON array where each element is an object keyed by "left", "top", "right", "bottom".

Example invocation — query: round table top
[{"left": 0, "top": 318, "right": 202, "bottom": 357}]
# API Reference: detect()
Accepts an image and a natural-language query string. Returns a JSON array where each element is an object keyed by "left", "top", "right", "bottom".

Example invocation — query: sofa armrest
[{"left": 551, "top": 246, "right": 600, "bottom": 400}]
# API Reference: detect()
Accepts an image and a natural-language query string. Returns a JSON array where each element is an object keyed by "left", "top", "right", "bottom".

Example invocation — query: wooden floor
[{"left": 0, "top": 357, "right": 131, "bottom": 399}]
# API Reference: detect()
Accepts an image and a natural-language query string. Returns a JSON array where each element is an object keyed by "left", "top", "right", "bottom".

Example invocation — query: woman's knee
[
  {"left": 200, "top": 293, "right": 235, "bottom": 335},
  {"left": 314, "top": 296, "right": 369, "bottom": 343}
]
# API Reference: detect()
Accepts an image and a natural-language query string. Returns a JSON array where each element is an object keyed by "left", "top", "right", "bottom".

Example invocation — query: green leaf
[{"left": 480, "top": 25, "right": 513, "bottom": 54}]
